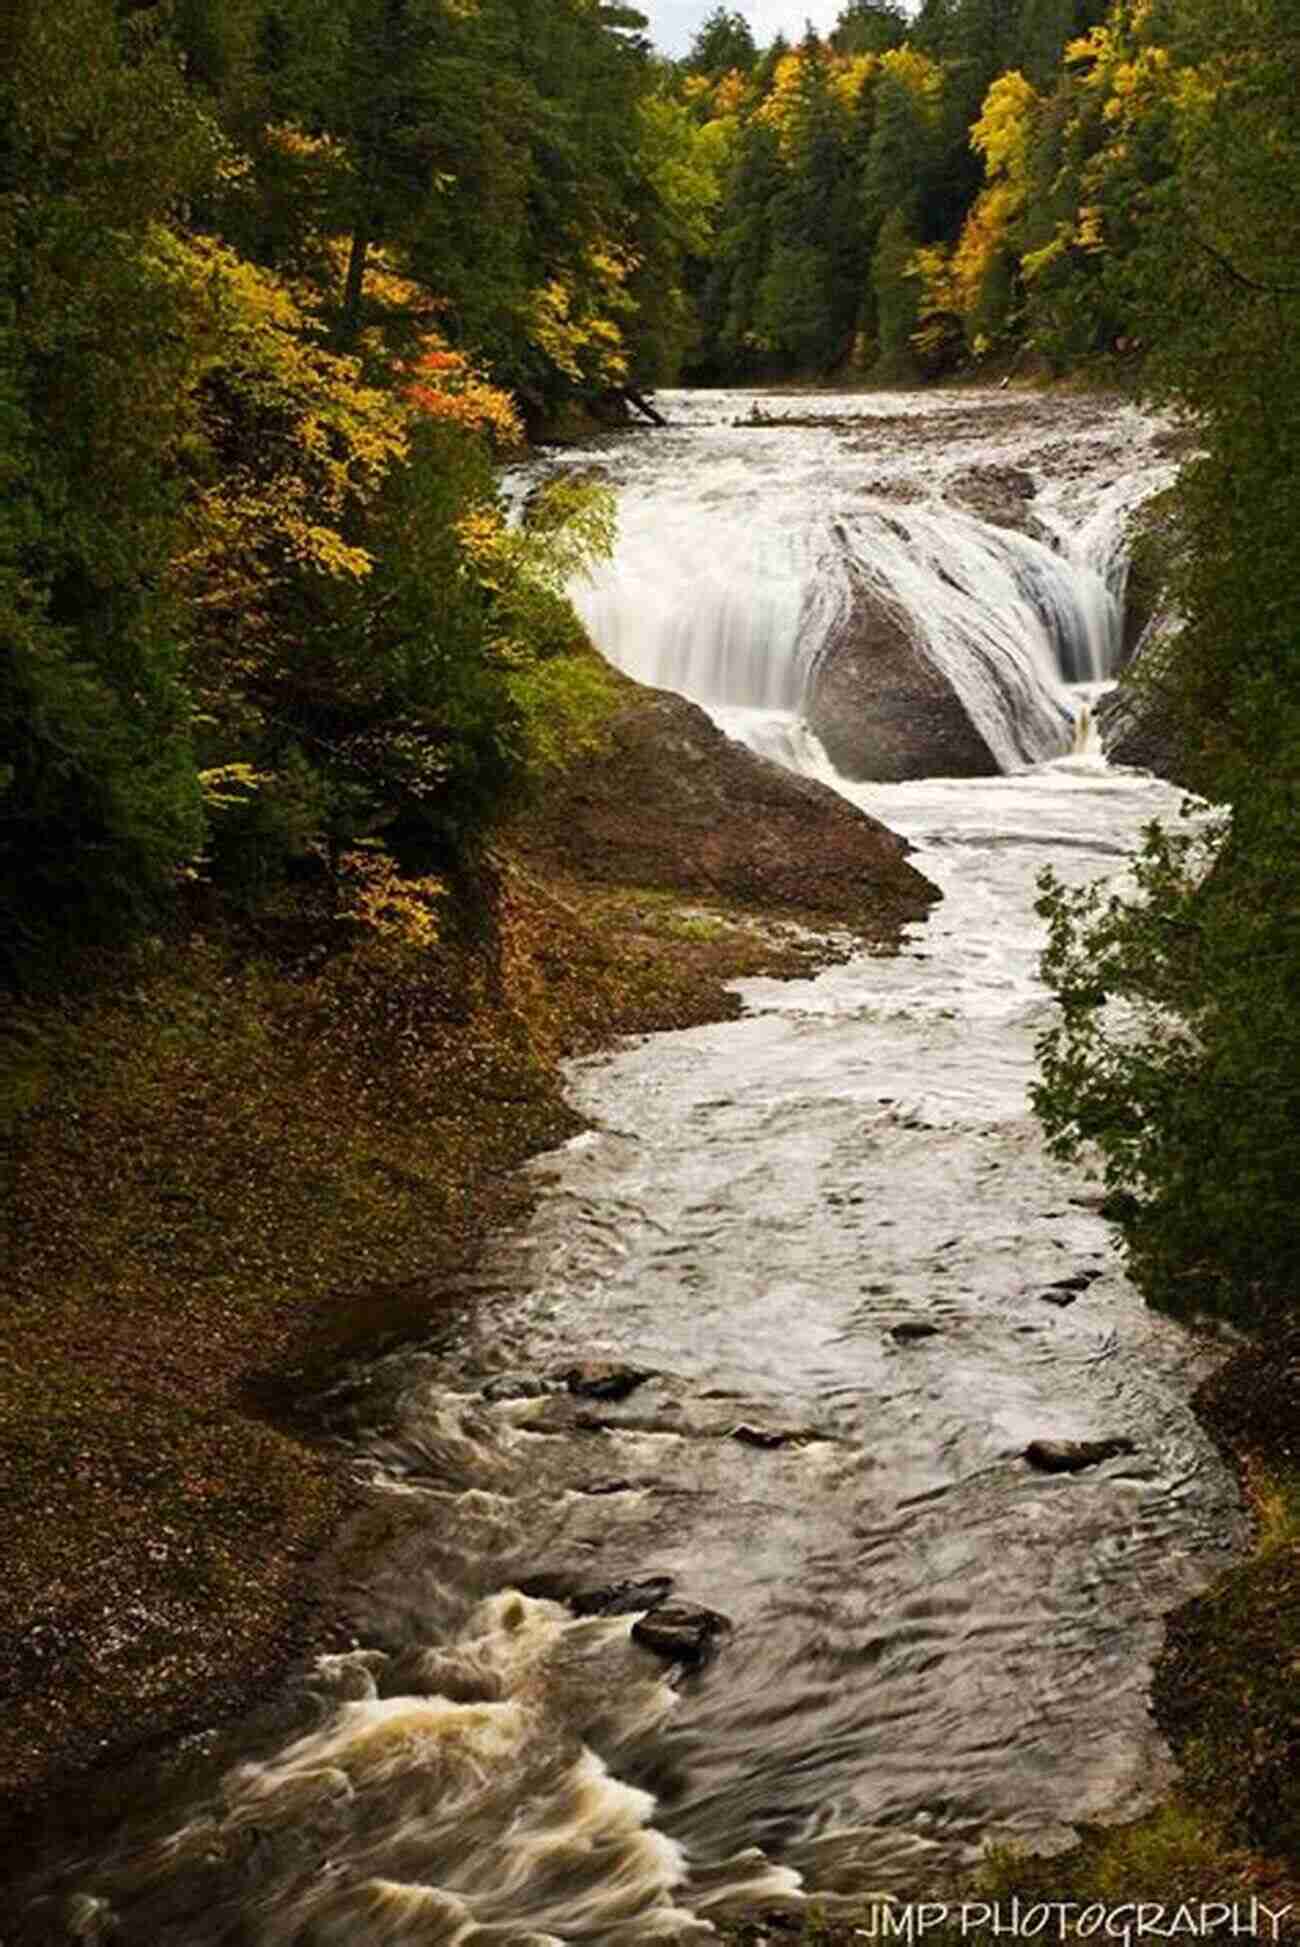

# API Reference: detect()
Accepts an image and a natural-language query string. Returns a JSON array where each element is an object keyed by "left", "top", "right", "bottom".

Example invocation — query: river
[{"left": 30, "top": 391, "right": 1243, "bottom": 1946}]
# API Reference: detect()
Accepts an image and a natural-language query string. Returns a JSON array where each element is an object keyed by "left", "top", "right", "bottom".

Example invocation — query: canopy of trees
[{"left": 1, "top": 0, "right": 681, "bottom": 969}]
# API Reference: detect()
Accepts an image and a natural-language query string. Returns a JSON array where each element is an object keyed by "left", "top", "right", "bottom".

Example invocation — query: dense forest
[{"left": 2, "top": 0, "right": 1297, "bottom": 1312}]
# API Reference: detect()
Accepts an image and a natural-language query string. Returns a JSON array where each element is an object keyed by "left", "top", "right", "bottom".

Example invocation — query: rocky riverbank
[{"left": 0, "top": 669, "right": 935, "bottom": 1890}]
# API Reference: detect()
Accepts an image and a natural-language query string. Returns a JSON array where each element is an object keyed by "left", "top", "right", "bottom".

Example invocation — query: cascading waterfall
[
  {"left": 573, "top": 497, "right": 816, "bottom": 713},
  {"left": 566, "top": 393, "right": 1173, "bottom": 777},
  {"left": 813, "top": 504, "right": 1111, "bottom": 767}
]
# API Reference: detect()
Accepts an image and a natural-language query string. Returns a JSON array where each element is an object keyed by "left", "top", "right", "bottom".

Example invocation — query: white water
[
  {"left": 26, "top": 392, "right": 1240, "bottom": 1947},
  {"left": 564, "top": 389, "right": 1173, "bottom": 774}
]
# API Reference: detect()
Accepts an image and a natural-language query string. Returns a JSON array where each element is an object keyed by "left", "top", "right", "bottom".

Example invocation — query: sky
[{"left": 639, "top": 1, "right": 851, "bottom": 59}]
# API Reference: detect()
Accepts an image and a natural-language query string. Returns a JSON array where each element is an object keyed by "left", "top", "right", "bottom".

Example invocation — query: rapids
[{"left": 28, "top": 392, "right": 1243, "bottom": 1946}]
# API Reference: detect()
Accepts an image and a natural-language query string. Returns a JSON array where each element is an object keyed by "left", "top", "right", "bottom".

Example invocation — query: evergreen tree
[
  {"left": 685, "top": 7, "right": 757, "bottom": 76},
  {"left": 0, "top": 0, "right": 219, "bottom": 960},
  {"left": 831, "top": 2, "right": 909, "bottom": 56},
  {"left": 1033, "top": 0, "right": 1300, "bottom": 1331},
  {"left": 757, "top": 32, "right": 866, "bottom": 369}
]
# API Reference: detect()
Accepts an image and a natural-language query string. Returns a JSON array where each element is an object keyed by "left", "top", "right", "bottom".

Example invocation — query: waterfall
[
  {"left": 569, "top": 443, "right": 1149, "bottom": 775},
  {"left": 572, "top": 495, "right": 816, "bottom": 712},
  {"left": 814, "top": 504, "right": 1114, "bottom": 769}
]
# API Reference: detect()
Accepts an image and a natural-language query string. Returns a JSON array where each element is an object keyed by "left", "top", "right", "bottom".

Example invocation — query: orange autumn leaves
[{"left": 401, "top": 344, "right": 523, "bottom": 449}]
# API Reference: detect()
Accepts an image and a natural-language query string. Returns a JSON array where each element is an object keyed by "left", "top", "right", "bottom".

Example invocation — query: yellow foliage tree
[
  {"left": 877, "top": 45, "right": 943, "bottom": 112},
  {"left": 943, "top": 69, "right": 1040, "bottom": 344},
  {"left": 523, "top": 248, "right": 634, "bottom": 392},
  {"left": 151, "top": 232, "right": 409, "bottom": 678}
]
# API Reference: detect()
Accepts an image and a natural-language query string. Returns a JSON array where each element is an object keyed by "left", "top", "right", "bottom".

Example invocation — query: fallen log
[{"left": 620, "top": 386, "right": 668, "bottom": 426}]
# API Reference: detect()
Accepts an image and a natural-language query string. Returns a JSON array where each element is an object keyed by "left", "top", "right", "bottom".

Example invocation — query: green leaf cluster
[{"left": 1031, "top": 0, "right": 1300, "bottom": 1331}]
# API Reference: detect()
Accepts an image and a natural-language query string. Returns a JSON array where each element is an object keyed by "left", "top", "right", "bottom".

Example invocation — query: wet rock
[
  {"left": 558, "top": 1361, "right": 654, "bottom": 1402},
  {"left": 1025, "top": 1437, "right": 1136, "bottom": 1474},
  {"left": 631, "top": 1602, "right": 733, "bottom": 1667},
  {"left": 1097, "top": 601, "right": 1197, "bottom": 786},
  {"left": 579, "top": 1478, "right": 638, "bottom": 1496},
  {"left": 513, "top": 679, "right": 938, "bottom": 933},
  {"left": 572, "top": 1409, "right": 687, "bottom": 1436},
  {"left": 890, "top": 1321, "right": 940, "bottom": 1342},
  {"left": 805, "top": 580, "right": 1001, "bottom": 782},
  {"left": 481, "top": 1373, "right": 554, "bottom": 1402},
  {"left": 570, "top": 1575, "right": 674, "bottom": 1617},
  {"left": 946, "top": 463, "right": 1040, "bottom": 535},
  {"left": 730, "top": 1423, "right": 804, "bottom": 1449},
  {"left": 1040, "top": 1271, "right": 1101, "bottom": 1307}
]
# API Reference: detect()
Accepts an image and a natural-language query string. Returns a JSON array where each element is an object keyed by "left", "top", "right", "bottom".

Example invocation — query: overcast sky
[{"left": 639, "top": 1, "right": 851, "bottom": 59}]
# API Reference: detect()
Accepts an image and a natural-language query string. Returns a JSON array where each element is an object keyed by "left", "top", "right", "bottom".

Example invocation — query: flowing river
[{"left": 32, "top": 392, "right": 1244, "bottom": 1946}]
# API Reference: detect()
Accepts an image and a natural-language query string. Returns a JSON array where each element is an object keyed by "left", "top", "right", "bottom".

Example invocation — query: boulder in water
[
  {"left": 481, "top": 1372, "right": 555, "bottom": 1402},
  {"left": 804, "top": 580, "right": 1001, "bottom": 782},
  {"left": 512, "top": 673, "right": 938, "bottom": 934},
  {"left": 632, "top": 1601, "right": 733, "bottom": 1667},
  {"left": 571, "top": 1575, "right": 674, "bottom": 1617},
  {"left": 1039, "top": 1272, "right": 1100, "bottom": 1307},
  {"left": 890, "top": 1320, "right": 941, "bottom": 1342},
  {"left": 730, "top": 1422, "right": 816, "bottom": 1449},
  {"left": 559, "top": 1361, "right": 654, "bottom": 1402}
]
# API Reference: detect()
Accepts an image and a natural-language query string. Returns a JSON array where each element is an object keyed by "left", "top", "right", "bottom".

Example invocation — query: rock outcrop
[
  {"left": 1100, "top": 488, "right": 1199, "bottom": 785},
  {"left": 1097, "top": 611, "right": 1192, "bottom": 784},
  {"left": 631, "top": 1602, "right": 733, "bottom": 1667},
  {"left": 516, "top": 666, "right": 939, "bottom": 933},
  {"left": 804, "top": 581, "right": 1000, "bottom": 782}
]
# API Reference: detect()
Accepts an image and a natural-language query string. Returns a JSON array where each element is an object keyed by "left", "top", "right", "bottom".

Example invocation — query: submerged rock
[
  {"left": 1025, "top": 1437, "right": 1136, "bottom": 1474},
  {"left": 481, "top": 1373, "right": 554, "bottom": 1402},
  {"left": 1039, "top": 1272, "right": 1101, "bottom": 1307},
  {"left": 890, "top": 1320, "right": 941, "bottom": 1342},
  {"left": 730, "top": 1422, "right": 810, "bottom": 1449},
  {"left": 805, "top": 580, "right": 1000, "bottom": 782},
  {"left": 631, "top": 1602, "right": 733, "bottom": 1667},
  {"left": 570, "top": 1575, "right": 674, "bottom": 1617},
  {"left": 559, "top": 1361, "right": 654, "bottom": 1402}
]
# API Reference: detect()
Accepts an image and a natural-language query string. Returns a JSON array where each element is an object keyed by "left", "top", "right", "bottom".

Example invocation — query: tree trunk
[{"left": 338, "top": 216, "right": 372, "bottom": 349}]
